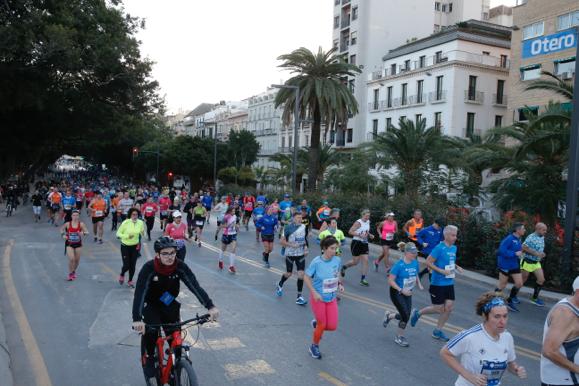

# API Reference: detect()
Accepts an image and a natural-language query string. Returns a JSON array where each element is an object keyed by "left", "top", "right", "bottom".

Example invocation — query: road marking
[
  {"left": 319, "top": 371, "right": 349, "bottom": 386},
  {"left": 206, "top": 337, "right": 245, "bottom": 350},
  {"left": 1, "top": 240, "right": 54, "bottom": 386},
  {"left": 223, "top": 359, "right": 275, "bottom": 380}
]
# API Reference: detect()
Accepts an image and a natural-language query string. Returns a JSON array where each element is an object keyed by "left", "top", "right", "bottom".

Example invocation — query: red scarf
[{"left": 153, "top": 256, "right": 177, "bottom": 276}]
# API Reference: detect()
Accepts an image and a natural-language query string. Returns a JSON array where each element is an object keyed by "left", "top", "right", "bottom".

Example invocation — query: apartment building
[
  {"left": 247, "top": 89, "right": 286, "bottom": 168},
  {"left": 182, "top": 103, "right": 214, "bottom": 137},
  {"left": 366, "top": 20, "right": 511, "bottom": 139},
  {"left": 331, "top": 0, "right": 491, "bottom": 148},
  {"left": 508, "top": 0, "right": 578, "bottom": 123},
  {"left": 489, "top": 5, "right": 513, "bottom": 27}
]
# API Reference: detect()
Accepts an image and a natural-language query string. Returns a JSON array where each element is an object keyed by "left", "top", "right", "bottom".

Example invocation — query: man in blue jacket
[
  {"left": 495, "top": 222, "right": 525, "bottom": 312},
  {"left": 417, "top": 218, "right": 445, "bottom": 281}
]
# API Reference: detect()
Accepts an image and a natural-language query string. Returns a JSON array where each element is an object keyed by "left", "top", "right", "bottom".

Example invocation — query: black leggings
[
  {"left": 141, "top": 302, "right": 180, "bottom": 359},
  {"left": 120, "top": 244, "right": 139, "bottom": 281},
  {"left": 389, "top": 287, "right": 412, "bottom": 329},
  {"left": 176, "top": 246, "right": 186, "bottom": 262},
  {"left": 145, "top": 216, "right": 155, "bottom": 239}
]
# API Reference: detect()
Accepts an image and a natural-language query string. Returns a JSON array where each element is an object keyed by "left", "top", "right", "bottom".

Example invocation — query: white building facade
[{"left": 366, "top": 20, "right": 511, "bottom": 139}]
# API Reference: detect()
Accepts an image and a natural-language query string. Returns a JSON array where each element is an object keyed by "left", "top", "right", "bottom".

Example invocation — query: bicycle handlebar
[{"left": 144, "top": 313, "right": 212, "bottom": 331}]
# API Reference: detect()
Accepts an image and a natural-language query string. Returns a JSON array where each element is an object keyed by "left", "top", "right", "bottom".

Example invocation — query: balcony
[
  {"left": 342, "top": 0, "right": 351, "bottom": 4},
  {"left": 429, "top": 90, "right": 447, "bottom": 103},
  {"left": 408, "top": 94, "right": 426, "bottom": 106},
  {"left": 464, "top": 90, "right": 484, "bottom": 104},
  {"left": 341, "top": 18, "right": 350, "bottom": 29},
  {"left": 492, "top": 94, "right": 508, "bottom": 107},
  {"left": 464, "top": 128, "right": 482, "bottom": 138},
  {"left": 340, "top": 40, "right": 350, "bottom": 52},
  {"left": 368, "top": 101, "right": 384, "bottom": 112}
]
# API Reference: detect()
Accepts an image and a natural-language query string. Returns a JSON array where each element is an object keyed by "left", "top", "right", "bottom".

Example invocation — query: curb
[{"left": 0, "top": 307, "right": 14, "bottom": 386}]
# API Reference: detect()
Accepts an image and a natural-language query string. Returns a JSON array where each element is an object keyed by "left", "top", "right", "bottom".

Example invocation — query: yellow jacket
[{"left": 116, "top": 219, "right": 144, "bottom": 246}]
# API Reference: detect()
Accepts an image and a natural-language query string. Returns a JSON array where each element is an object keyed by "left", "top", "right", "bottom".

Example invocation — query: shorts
[
  {"left": 65, "top": 242, "right": 82, "bottom": 249},
  {"left": 285, "top": 255, "right": 305, "bottom": 272},
  {"left": 193, "top": 216, "right": 205, "bottom": 229},
  {"left": 261, "top": 234, "right": 274, "bottom": 243},
  {"left": 64, "top": 209, "right": 73, "bottom": 223},
  {"left": 221, "top": 234, "right": 237, "bottom": 245},
  {"left": 33, "top": 206, "right": 42, "bottom": 215},
  {"left": 51, "top": 204, "right": 60, "bottom": 212},
  {"left": 380, "top": 238, "right": 396, "bottom": 248},
  {"left": 76, "top": 201, "right": 83, "bottom": 210},
  {"left": 203, "top": 205, "right": 212, "bottom": 211},
  {"left": 216, "top": 220, "right": 223, "bottom": 227},
  {"left": 244, "top": 210, "right": 253, "bottom": 217},
  {"left": 351, "top": 240, "right": 369, "bottom": 256},
  {"left": 429, "top": 285, "right": 455, "bottom": 305},
  {"left": 92, "top": 216, "right": 105, "bottom": 224},
  {"left": 498, "top": 267, "right": 521, "bottom": 276},
  {"left": 160, "top": 213, "right": 168, "bottom": 220},
  {"left": 521, "top": 259, "right": 542, "bottom": 273}
]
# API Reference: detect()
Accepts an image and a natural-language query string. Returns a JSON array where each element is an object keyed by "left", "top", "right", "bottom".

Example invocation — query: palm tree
[
  {"left": 297, "top": 144, "right": 343, "bottom": 187},
  {"left": 525, "top": 70, "right": 573, "bottom": 100},
  {"left": 274, "top": 47, "right": 361, "bottom": 191},
  {"left": 368, "top": 118, "right": 446, "bottom": 200}
]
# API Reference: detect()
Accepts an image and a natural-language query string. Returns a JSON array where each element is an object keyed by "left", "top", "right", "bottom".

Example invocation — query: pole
[
  {"left": 155, "top": 144, "right": 160, "bottom": 183},
  {"left": 292, "top": 87, "right": 300, "bottom": 197},
  {"left": 562, "top": 27, "right": 579, "bottom": 277},
  {"left": 213, "top": 122, "right": 218, "bottom": 195}
]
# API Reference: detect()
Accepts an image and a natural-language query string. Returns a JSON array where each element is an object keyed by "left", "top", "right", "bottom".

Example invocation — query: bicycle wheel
[{"left": 173, "top": 358, "right": 199, "bottom": 386}]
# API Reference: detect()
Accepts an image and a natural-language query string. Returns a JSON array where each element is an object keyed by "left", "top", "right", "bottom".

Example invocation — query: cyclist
[
  {"left": 213, "top": 196, "right": 229, "bottom": 241},
  {"left": 276, "top": 212, "right": 308, "bottom": 306},
  {"left": 218, "top": 207, "right": 239, "bottom": 273},
  {"left": 141, "top": 196, "right": 158, "bottom": 241},
  {"left": 31, "top": 190, "right": 43, "bottom": 222},
  {"left": 192, "top": 201, "right": 207, "bottom": 247},
  {"left": 164, "top": 211, "right": 190, "bottom": 261},
  {"left": 255, "top": 205, "right": 278, "bottom": 268},
  {"left": 88, "top": 191, "right": 107, "bottom": 244},
  {"left": 410, "top": 225, "right": 463, "bottom": 342},
  {"left": 441, "top": 292, "right": 527, "bottom": 386},
  {"left": 60, "top": 210, "right": 89, "bottom": 281},
  {"left": 342, "top": 209, "right": 374, "bottom": 286},
  {"left": 131, "top": 236, "right": 219, "bottom": 378},
  {"left": 304, "top": 236, "right": 343, "bottom": 359},
  {"left": 374, "top": 212, "right": 397, "bottom": 272},
  {"left": 116, "top": 208, "right": 145, "bottom": 288},
  {"left": 62, "top": 188, "right": 76, "bottom": 223},
  {"left": 495, "top": 222, "right": 525, "bottom": 313},
  {"left": 252, "top": 201, "right": 266, "bottom": 242},
  {"left": 402, "top": 209, "right": 424, "bottom": 243},
  {"left": 417, "top": 218, "right": 445, "bottom": 281},
  {"left": 158, "top": 192, "right": 172, "bottom": 231},
  {"left": 521, "top": 222, "right": 548, "bottom": 307},
  {"left": 383, "top": 242, "right": 423, "bottom": 347}
]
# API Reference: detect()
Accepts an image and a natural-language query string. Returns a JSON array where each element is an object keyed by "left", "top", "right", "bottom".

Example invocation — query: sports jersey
[
  {"left": 353, "top": 219, "right": 371, "bottom": 242},
  {"left": 116, "top": 219, "right": 144, "bottom": 246},
  {"left": 318, "top": 228, "right": 345, "bottom": 244},
  {"left": 522, "top": 233, "right": 545, "bottom": 262},
  {"left": 118, "top": 198, "right": 134, "bottom": 215},
  {"left": 252, "top": 206, "right": 266, "bottom": 221},
  {"left": 380, "top": 220, "right": 397, "bottom": 241},
  {"left": 255, "top": 214, "right": 278, "bottom": 236},
  {"left": 158, "top": 197, "right": 171, "bottom": 214},
  {"left": 48, "top": 191, "right": 62, "bottom": 204},
  {"left": 62, "top": 195, "right": 76, "bottom": 211},
  {"left": 141, "top": 202, "right": 158, "bottom": 218},
  {"left": 202, "top": 195, "right": 213, "bottom": 209},
  {"left": 164, "top": 222, "right": 188, "bottom": 247},
  {"left": 417, "top": 225, "right": 444, "bottom": 255},
  {"left": 447, "top": 324, "right": 516, "bottom": 386},
  {"left": 223, "top": 214, "right": 237, "bottom": 236},
  {"left": 407, "top": 218, "right": 424, "bottom": 240},
  {"left": 284, "top": 223, "right": 306, "bottom": 256},
  {"left": 256, "top": 195, "right": 267, "bottom": 204},
  {"left": 306, "top": 255, "right": 341, "bottom": 302},
  {"left": 213, "top": 203, "right": 228, "bottom": 221},
  {"left": 497, "top": 234, "right": 522, "bottom": 270},
  {"left": 91, "top": 199, "right": 107, "bottom": 217},
  {"left": 317, "top": 206, "right": 331, "bottom": 220},
  {"left": 390, "top": 259, "right": 419, "bottom": 291},
  {"left": 279, "top": 200, "right": 292, "bottom": 215},
  {"left": 430, "top": 242, "right": 457, "bottom": 286},
  {"left": 65, "top": 221, "right": 83, "bottom": 245}
]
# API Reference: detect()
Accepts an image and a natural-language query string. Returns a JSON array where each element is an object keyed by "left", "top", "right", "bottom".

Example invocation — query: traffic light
[
  {"left": 132, "top": 147, "right": 139, "bottom": 160},
  {"left": 168, "top": 171, "right": 173, "bottom": 178}
]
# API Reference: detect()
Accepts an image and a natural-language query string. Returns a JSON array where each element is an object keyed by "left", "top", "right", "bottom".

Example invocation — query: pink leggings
[{"left": 310, "top": 295, "right": 338, "bottom": 344}]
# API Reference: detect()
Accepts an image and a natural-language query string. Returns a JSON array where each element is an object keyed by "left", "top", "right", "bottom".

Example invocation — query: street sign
[{"left": 522, "top": 29, "right": 576, "bottom": 59}]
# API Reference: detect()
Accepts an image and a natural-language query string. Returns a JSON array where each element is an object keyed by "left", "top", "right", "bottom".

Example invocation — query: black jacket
[{"left": 132, "top": 260, "right": 214, "bottom": 321}]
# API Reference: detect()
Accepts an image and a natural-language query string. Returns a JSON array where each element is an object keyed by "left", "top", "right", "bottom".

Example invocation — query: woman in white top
[
  {"left": 341, "top": 209, "right": 374, "bottom": 287},
  {"left": 440, "top": 292, "right": 527, "bottom": 386}
]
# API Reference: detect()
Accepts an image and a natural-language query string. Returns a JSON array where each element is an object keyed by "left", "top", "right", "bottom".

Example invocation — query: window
[
  {"left": 434, "top": 24, "right": 440, "bottom": 33},
  {"left": 495, "top": 115, "right": 503, "bottom": 127},
  {"left": 401, "top": 83, "right": 408, "bottom": 105},
  {"left": 435, "top": 2, "right": 440, "bottom": 11},
  {"left": 482, "top": 51, "right": 490, "bottom": 56},
  {"left": 373, "top": 89, "right": 379, "bottom": 110},
  {"left": 334, "top": 0, "right": 340, "bottom": 4},
  {"left": 281, "top": 137, "right": 285, "bottom": 148},
  {"left": 442, "top": 4, "right": 446, "bottom": 12},
  {"left": 555, "top": 58, "right": 576, "bottom": 75},
  {"left": 346, "top": 128, "right": 353, "bottom": 143},
  {"left": 352, "top": 6, "right": 358, "bottom": 20},
  {"left": 305, "top": 135, "right": 309, "bottom": 146},
  {"left": 417, "top": 80, "right": 424, "bottom": 103},
  {"left": 334, "top": 16, "right": 339, "bottom": 29},
  {"left": 483, "top": 12, "right": 489, "bottom": 20},
  {"left": 468, "top": 75, "right": 477, "bottom": 100},
  {"left": 350, "top": 31, "right": 357, "bottom": 45},
  {"left": 415, "top": 114, "right": 422, "bottom": 125},
  {"left": 386, "top": 117, "right": 392, "bottom": 129},
  {"left": 435, "top": 51, "right": 443, "bottom": 63},
  {"left": 435, "top": 75, "right": 444, "bottom": 99},
  {"left": 500, "top": 54, "right": 508, "bottom": 68},
  {"left": 333, "top": 39, "right": 339, "bottom": 50},
  {"left": 390, "top": 63, "right": 397, "bottom": 76},
  {"left": 448, "top": 3, "right": 453, "bottom": 12},
  {"left": 466, "top": 112, "right": 475, "bottom": 137},
  {"left": 289, "top": 136, "right": 292, "bottom": 148},
  {"left": 496, "top": 79, "right": 505, "bottom": 104},
  {"left": 329, "top": 130, "right": 335, "bottom": 144},
  {"left": 404, "top": 59, "right": 411, "bottom": 71},
  {"left": 517, "top": 106, "right": 539, "bottom": 121},
  {"left": 387, "top": 86, "right": 393, "bottom": 108},
  {"left": 434, "top": 112, "right": 442, "bottom": 129},
  {"left": 557, "top": 11, "right": 579, "bottom": 31},
  {"left": 350, "top": 54, "right": 357, "bottom": 65},
  {"left": 522, "top": 21, "right": 544, "bottom": 40},
  {"left": 419, "top": 55, "right": 426, "bottom": 68},
  {"left": 520, "top": 65, "right": 541, "bottom": 81},
  {"left": 349, "top": 79, "right": 355, "bottom": 93},
  {"left": 372, "top": 119, "right": 378, "bottom": 136}
]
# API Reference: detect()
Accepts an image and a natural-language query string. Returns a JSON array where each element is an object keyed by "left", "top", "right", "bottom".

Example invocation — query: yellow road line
[
  {"left": 319, "top": 371, "right": 349, "bottom": 386},
  {"left": 1, "top": 240, "right": 54, "bottom": 386}
]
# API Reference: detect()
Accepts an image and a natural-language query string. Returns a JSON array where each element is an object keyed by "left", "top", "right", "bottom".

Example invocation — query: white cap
[
  {"left": 573, "top": 276, "right": 579, "bottom": 292},
  {"left": 172, "top": 210, "right": 182, "bottom": 218}
]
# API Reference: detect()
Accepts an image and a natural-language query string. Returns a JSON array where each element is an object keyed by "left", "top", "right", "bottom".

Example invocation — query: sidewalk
[{"left": 0, "top": 306, "right": 14, "bottom": 386}]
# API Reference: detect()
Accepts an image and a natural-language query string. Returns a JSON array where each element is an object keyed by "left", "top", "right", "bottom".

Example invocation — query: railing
[
  {"left": 342, "top": 0, "right": 351, "bottom": 4},
  {"left": 254, "top": 128, "right": 278, "bottom": 137},
  {"left": 408, "top": 94, "right": 426, "bottom": 105},
  {"left": 341, "top": 18, "right": 350, "bottom": 29},
  {"left": 492, "top": 93, "right": 508, "bottom": 106},
  {"left": 368, "top": 101, "right": 383, "bottom": 112},
  {"left": 464, "top": 90, "right": 484, "bottom": 104},
  {"left": 340, "top": 40, "right": 349, "bottom": 52},
  {"left": 464, "top": 128, "right": 482, "bottom": 138},
  {"left": 429, "top": 90, "right": 447, "bottom": 103}
]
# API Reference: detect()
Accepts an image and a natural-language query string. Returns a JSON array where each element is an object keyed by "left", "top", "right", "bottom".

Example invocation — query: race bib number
[
  {"left": 68, "top": 233, "right": 80, "bottom": 243},
  {"left": 445, "top": 264, "right": 456, "bottom": 279},
  {"left": 161, "top": 210, "right": 167, "bottom": 215},
  {"left": 322, "top": 278, "right": 339, "bottom": 294},
  {"left": 295, "top": 237, "right": 306, "bottom": 245},
  {"left": 386, "top": 232, "right": 394, "bottom": 241},
  {"left": 64, "top": 205, "right": 72, "bottom": 210},
  {"left": 95, "top": 210, "right": 103, "bottom": 217},
  {"left": 403, "top": 277, "right": 415, "bottom": 291},
  {"left": 175, "top": 239, "right": 185, "bottom": 248},
  {"left": 145, "top": 207, "right": 154, "bottom": 213},
  {"left": 160, "top": 291, "right": 175, "bottom": 306},
  {"left": 195, "top": 220, "right": 204, "bottom": 226},
  {"left": 480, "top": 360, "right": 507, "bottom": 386},
  {"left": 256, "top": 214, "right": 263, "bottom": 219}
]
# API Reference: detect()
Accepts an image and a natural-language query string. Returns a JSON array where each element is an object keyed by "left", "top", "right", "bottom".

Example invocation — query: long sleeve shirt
[
  {"left": 116, "top": 219, "right": 144, "bottom": 246},
  {"left": 497, "top": 234, "right": 522, "bottom": 270},
  {"left": 417, "top": 225, "right": 443, "bottom": 256}
]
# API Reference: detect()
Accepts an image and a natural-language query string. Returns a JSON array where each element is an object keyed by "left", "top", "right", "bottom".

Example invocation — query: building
[
  {"left": 508, "top": 0, "right": 578, "bottom": 123},
  {"left": 247, "top": 89, "right": 285, "bottom": 168},
  {"left": 331, "top": 0, "right": 491, "bottom": 148},
  {"left": 165, "top": 111, "right": 187, "bottom": 136},
  {"left": 488, "top": 5, "right": 513, "bottom": 27},
  {"left": 182, "top": 103, "right": 214, "bottom": 137},
  {"left": 366, "top": 20, "right": 511, "bottom": 139}
]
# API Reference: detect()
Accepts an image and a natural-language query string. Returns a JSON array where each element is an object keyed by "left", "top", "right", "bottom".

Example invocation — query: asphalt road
[{"left": 0, "top": 204, "right": 553, "bottom": 386}]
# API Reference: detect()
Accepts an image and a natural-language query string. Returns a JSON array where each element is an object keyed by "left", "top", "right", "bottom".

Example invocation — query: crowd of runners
[{"left": 16, "top": 171, "right": 579, "bottom": 386}]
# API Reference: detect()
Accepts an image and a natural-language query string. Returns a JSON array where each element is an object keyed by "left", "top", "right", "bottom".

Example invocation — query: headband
[{"left": 482, "top": 297, "right": 506, "bottom": 314}]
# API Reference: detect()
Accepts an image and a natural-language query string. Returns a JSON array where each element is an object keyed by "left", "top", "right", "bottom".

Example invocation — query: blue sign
[{"left": 522, "top": 29, "right": 577, "bottom": 59}]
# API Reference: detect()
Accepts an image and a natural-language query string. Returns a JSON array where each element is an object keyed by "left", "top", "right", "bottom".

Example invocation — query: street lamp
[
  {"left": 271, "top": 83, "right": 300, "bottom": 197},
  {"left": 132, "top": 145, "right": 160, "bottom": 182}
]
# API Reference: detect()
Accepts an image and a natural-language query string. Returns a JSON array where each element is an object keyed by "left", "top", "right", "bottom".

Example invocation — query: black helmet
[{"left": 154, "top": 236, "right": 178, "bottom": 253}]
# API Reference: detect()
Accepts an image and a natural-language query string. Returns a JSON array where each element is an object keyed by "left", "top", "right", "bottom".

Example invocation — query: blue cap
[{"left": 284, "top": 194, "right": 290, "bottom": 198}]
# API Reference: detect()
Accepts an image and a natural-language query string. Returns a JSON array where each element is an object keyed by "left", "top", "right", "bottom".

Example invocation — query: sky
[{"left": 122, "top": 0, "right": 517, "bottom": 114}]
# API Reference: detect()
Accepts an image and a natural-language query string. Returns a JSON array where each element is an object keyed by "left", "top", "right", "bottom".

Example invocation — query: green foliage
[
  {"left": 217, "top": 167, "right": 238, "bottom": 184},
  {"left": 325, "top": 150, "right": 376, "bottom": 193},
  {"left": 228, "top": 130, "right": 260, "bottom": 168},
  {"left": 237, "top": 166, "right": 256, "bottom": 185}
]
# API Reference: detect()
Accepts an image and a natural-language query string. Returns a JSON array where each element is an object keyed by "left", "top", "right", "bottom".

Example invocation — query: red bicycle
[{"left": 143, "top": 313, "right": 211, "bottom": 386}]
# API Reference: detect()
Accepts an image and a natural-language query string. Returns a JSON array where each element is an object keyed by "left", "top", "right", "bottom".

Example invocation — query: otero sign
[{"left": 522, "top": 29, "right": 577, "bottom": 59}]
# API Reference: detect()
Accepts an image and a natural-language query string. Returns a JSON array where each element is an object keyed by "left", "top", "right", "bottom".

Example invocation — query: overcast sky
[{"left": 122, "top": 0, "right": 517, "bottom": 114}]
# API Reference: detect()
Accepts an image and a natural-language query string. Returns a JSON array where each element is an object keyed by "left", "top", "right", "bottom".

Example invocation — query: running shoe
[
  {"left": 311, "top": 319, "right": 317, "bottom": 329},
  {"left": 432, "top": 329, "right": 450, "bottom": 342},
  {"left": 263, "top": 262, "right": 270, "bottom": 269},
  {"left": 72, "top": 271, "right": 77, "bottom": 280},
  {"left": 218, "top": 261, "right": 224, "bottom": 270},
  {"left": 383, "top": 311, "right": 394, "bottom": 328},
  {"left": 394, "top": 335, "right": 409, "bottom": 347},
  {"left": 296, "top": 296, "right": 308, "bottom": 306},
  {"left": 530, "top": 297, "right": 545, "bottom": 307},
  {"left": 228, "top": 266, "right": 236, "bottom": 274},
  {"left": 275, "top": 285, "right": 283, "bottom": 297},
  {"left": 340, "top": 266, "right": 346, "bottom": 278},
  {"left": 373, "top": 260, "right": 379, "bottom": 272},
  {"left": 360, "top": 279, "right": 369, "bottom": 287},
  {"left": 67, "top": 273, "right": 74, "bottom": 281},
  {"left": 511, "top": 296, "right": 520, "bottom": 304},
  {"left": 94, "top": 237, "right": 97, "bottom": 242},
  {"left": 194, "top": 235, "right": 198, "bottom": 242},
  {"left": 98, "top": 239, "right": 103, "bottom": 244},
  {"left": 410, "top": 309, "right": 421, "bottom": 327},
  {"left": 214, "top": 234, "right": 218, "bottom": 241},
  {"left": 507, "top": 301, "right": 520, "bottom": 312},
  {"left": 309, "top": 344, "right": 322, "bottom": 359},
  {"left": 118, "top": 275, "right": 125, "bottom": 285},
  {"left": 127, "top": 281, "right": 135, "bottom": 288},
  {"left": 198, "top": 242, "right": 201, "bottom": 248}
]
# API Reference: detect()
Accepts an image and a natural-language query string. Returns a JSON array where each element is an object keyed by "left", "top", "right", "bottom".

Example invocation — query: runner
[
  {"left": 242, "top": 192, "right": 255, "bottom": 231},
  {"left": 521, "top": 222, "right": 548, "bottom": 307},
  {"left": 111, "top": 192, "right": 121, "bottom": 231},
  {"left": 252, "top": 201, "right": 266, "bottom": 242},
  {"left": 47, "top": 187, "right": 62, "bottom": 226},
  {"left": 304, "top": 236, "right": 343, "bottom": 359},
  {"left": 118, "top": 191, "right": 134, "bottom": 222},
  {"left": 374, "top": 212, "right": 397, "bottom": 272},
  {"left": 410, "top": 225, "right": 463, "bottom": 341},
  {"left": 164, "top": 211, "right": 190, "bottom": 261},
  {"left": 255, "top": 206, "right": 278, "bottom": 268},
  {"left": 158, "top": 192, "right": 172, "bottom": 231},
  {"left": 441, "top": 292, "right": 527, "bottom": 386},
  {"left": 256, "top": 191, "right": 268, "bottom": 205},
  {"left": 218, "top": 207, "right": 239, "bottom": 274},
  {"left": 202, "top": 191, "right": 213, "bottom": 224},
  {"left": 417, "top": 218, "right": 445, "bottom": 281},
  {"left": 61, "top": 188, "right": 76, "bottom": 223},
  {"left": 300, "top": 206, "right": 312, "bottom": 247},
  {"left": 402, "top": 209, "right": 424, "bottom": 243},
  {"left": 75, "top": 188, "right": 84, "bottom": 210},
  {"left": 60, "top": 210, "right": 89, "bottom": 281},
  {"left": 31, "top": 190, "right": 43, "bottom": 222},
  {"left": 316, "top": 200, "right": 332, "bottom": 229},
  {"left": 278, "top": 194, "right": 293, "bottom": 238},
  {"left": 116, "top": 208, "right": 145, "bottom": 288},
  {"left": 540, "top": 276, "right": 579, "bottom": 386},
  {"left": 183, "top": 195, "right": 197, "bottom": 238},
  {"left": 88, "top": 191, "right": 107, "bottom": 244},
  {"left": 84, "top": 189, "right": 94, "bottom": 211},
  {"left": 276, "top": 212, "right": 308, "bottom": 306},
  {"left": 192, "top": 201, "right": 207, "bottom": 247},
  {"left": 141, "top": 196, "right": 158, "bottom": 241},
  {"left": 494, "top": 222, "right": 525, "bottom": 313},
  {"left": 318, "top": 219, "right": 346, "bottom": 256},
  {"left": 213, "top": 196, "right": 229, "bottom": 241},
  {"left": 342, "top": 209, "right": 375, "bottom": 286},
  {"left": 383, "top": 242, "right": 423, "bottom": 347}
]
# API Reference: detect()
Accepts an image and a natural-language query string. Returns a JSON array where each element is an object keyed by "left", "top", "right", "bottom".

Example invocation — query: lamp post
[
  {"left": 132, "top": 145, "right": 160, "bottom": 183},
  {"left": 213, "top": 121, "right": 218, "bottom": 195},
  {"left": 272, "top": 84, "right": 300, "bottom": 197}
]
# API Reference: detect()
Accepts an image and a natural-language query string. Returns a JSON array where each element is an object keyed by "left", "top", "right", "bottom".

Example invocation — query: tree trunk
[{"left": 307, "top": 108, "right": 321, "bottom": 192}]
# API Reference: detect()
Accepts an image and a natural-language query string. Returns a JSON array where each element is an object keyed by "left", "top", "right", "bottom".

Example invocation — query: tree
[
  {"left": 301, "top": 144, "right": 343, "bottom": 186},
  {"left": 274, "top": 47, "right": 361, "bottom": 191},
  {"left": 227, "top": 130, "right": 260, "bottom": 168},
  {"left": 325, "top": 150, "right": 376, "bottom": 194},
  {"left": 525, "top": 71, "right": 573, "bottom": 100}
]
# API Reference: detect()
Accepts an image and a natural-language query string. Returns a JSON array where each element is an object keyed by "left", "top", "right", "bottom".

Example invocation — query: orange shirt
[
  {"left": 408, "top": 218, "right": 424, "bottom": 240},
  {"left": 91, "top": 199, "right": 107, "bottom": 218}
]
